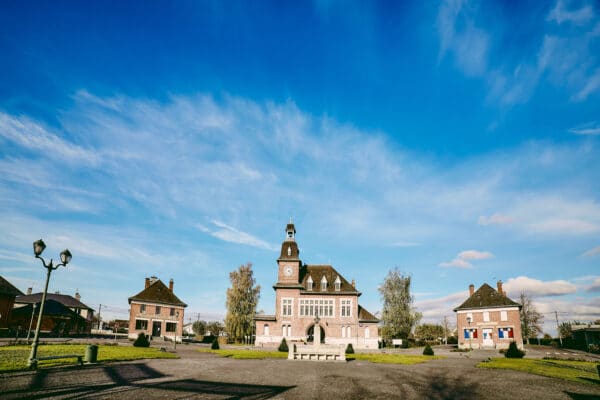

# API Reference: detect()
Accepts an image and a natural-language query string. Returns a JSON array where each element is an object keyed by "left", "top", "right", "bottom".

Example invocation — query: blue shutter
[
  {"left": 464, "top": 329, "right": 469, "bottom": 339},
  {"left": 498, "top": 328, "right": 504, "bottom": 338}
]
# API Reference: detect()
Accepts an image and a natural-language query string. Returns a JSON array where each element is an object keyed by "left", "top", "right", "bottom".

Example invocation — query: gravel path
[{"left": 1, "top": 345, "right": 599, "bottom": 399}]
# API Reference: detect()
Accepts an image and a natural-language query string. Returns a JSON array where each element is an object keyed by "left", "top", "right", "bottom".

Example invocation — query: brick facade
[
  {"left": 128, "top": 277, "right": 187, "bottom": 342},
  {"left": 454, "top": 282, "right": 523, "bottom": 350},
  {"left": 255, "top": 222, "right": 380, "bottom": 349}
]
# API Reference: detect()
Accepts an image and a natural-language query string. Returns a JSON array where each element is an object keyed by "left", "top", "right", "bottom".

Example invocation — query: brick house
[
  {"left": 128, "top": 277, "right": 187, "bottom": 342},
  {"left": 254, "top": 222, "right": 380, "bottom": 349},
  {"left": 0, "top": 276, "right": 23, "bottom": 331},
  {"left": 454, "top": 281, "right": 523, "bottom": 350},
  {"left": 13, "top": 289, "right": 95, "bottom": 334}
]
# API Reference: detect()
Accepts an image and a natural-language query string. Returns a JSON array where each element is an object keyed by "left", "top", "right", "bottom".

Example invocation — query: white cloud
[
  {"left": 582, "top": 245, "right": 600, "bottom": 257},
  {"left": 573, "top": 67, "right": 600, "bottom": 101},
  {"left": 437, "top": 0, "right": 489, "bottom": 77},
  {"left": 587, "top": 277, "right": 600, "bottom": 292},
  {"left": 478, "top": 213, "right": 513, "bottom": 225},
  {"left": 416, "top": 290, "right": 469, "bottom": 322},
  {"left": 569, "top": 123, "right": 600, "bottom": 135},
  {"left": 200, "top": 220, "right": 277, "bottom": 251},
  {"left": 547, "top": 0, "right": 594, "bottom": 26},
  {"left": 0, "top": 112, "right": 100, "bottom": 165},
  {"left": 440, "top": 249, "right": 494, "bottom": 269},
  {"left": 504, "top": 276, "right": 577, "bottom": 297}
]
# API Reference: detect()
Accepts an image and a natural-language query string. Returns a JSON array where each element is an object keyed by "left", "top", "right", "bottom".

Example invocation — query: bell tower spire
[{"left": 277, "top": 219, "right": 301, "bottom": 283}]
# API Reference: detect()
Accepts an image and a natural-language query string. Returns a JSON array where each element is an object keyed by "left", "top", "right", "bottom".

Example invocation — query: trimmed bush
[
  {"left": 211, "top": 338, "right": 220, "bottom": 350},
  {"left": 505, "top": 341, "right": 525, "bottom": 358},
  {"left": 423, "top": 344, "right": 434, "bottom": 356},
  {"left": 345, "top": 343, "right": 354, "bottom": 354},
  {"left": 278, "top": 338, "right": 289, "bottom": 352},
  {"left": 133, "top": 333, "right": 150, "bottom": 348}
]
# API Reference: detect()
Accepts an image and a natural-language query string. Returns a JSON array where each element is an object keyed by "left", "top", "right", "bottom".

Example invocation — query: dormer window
[
  {"left": 287, "top": 246, "right": 292, "bottom": 256},
  {"left": 334, "top": 276, "right": 341, "bottom": 291},
  {"left": 307, "top": 276, "right": 313, "bottom": 291},
  {"left": 321, "top": 276, "right": 328, "bottom": 291}
]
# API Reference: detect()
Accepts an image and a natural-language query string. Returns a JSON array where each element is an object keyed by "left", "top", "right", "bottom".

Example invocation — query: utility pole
[
  {"left": 555, "top": 311, "right": 563, "bottom": 347},
  {"left": 443, "top": 316, "right": 448, "bottom": 345},
  {"left": 97, "top": 304, "right": 102, "bottom": 330}
]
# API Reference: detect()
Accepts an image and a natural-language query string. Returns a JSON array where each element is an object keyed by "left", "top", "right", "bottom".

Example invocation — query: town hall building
[{"left": 254, "top": 221, "right": 380, "bottom": 349}]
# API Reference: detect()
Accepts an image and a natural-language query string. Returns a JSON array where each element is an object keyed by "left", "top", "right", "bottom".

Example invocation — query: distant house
[
  {"left": 128, "top": 276, "right": 187, "bottom": 342},
  {"left": 454, "top": 281, "right": 523, "bottom": 350},
  {"left": 182, "top": 323, "right": 194, "bottom": 335},
  {"left": 0, "top": 276, "right": 24, "bottom": 332},
  {"left": 570, "top": 324, "right": 600, "bottom": 350},
  {"left": 13, "top": 289, "right": 95, "bottom": 335}
]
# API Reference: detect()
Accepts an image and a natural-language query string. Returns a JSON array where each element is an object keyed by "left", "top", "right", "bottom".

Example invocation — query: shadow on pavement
[
  {"left": 424, "top": 371, "right": 479, "bottom": 399},
  {"left": 3, "top": 363, "right": 295, "bottom": 399},
  {"left": 564, "top": 392, "right": 600, "bottom": 399}
]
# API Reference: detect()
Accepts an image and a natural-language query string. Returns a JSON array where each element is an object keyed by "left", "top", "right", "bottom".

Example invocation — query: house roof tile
[
  {"left": 453, "top": 283, "right": 520, "bottom": 311},
  {"left": 0, "top": 275, "right": 23, "bottom": 297},
  {"left": 128, "top": 279, "right": 187, "bottom": 307},
  {"left": 16, "top": 292, "right": 93, "bottom": 311},
  {"left": 299, "top": 265, "right": 360, "bottom": 294}
]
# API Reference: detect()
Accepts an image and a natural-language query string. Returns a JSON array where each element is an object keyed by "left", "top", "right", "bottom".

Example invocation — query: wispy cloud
[
  {"left": 569, "top": 122, "right": 600, "bottom": 136},
  {"left": 582, "top": 245, "right": 600, "bottom": 257},
  {"left": 587, "top": 277, "right": 600, "bottom": 292},
  {"left": 547, "top": 0, "right": 594, "bottom": 26},
  {"left": 439, "top": 249, "right": 494, "bottom": 269},
  {"left": 437, "top": 0, "right": 489, "bottom": 77},
  {"left": 199, "top": 220, "right": 277, "bottom": 251},
  {"left": 504, "top": 276, "right": 577, "bottom": 297},
  {"left": 478, "top": 213, "right": 512, "bottom": 226}
]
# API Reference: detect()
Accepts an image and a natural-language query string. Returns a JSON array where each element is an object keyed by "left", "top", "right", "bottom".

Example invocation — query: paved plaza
[{"left": 1, "top": 345, "right": 599, "bottom": 399}]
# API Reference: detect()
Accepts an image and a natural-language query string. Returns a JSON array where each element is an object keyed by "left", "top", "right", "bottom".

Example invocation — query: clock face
[{"left": 284, "top": 266, "right": 293, "bottom": 277}]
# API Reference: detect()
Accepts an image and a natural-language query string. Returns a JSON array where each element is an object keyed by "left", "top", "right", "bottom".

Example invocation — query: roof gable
[
  {"left": 454, "top": 283, "right": 520, "bottom": 311},
  {"left": 0, "top": 275, "right": 23, "bottom": 297},
  {"left": 128, "top": 279, "right": 187, "bottom": 307},
  {"left": 358, "top": 305, "right": 379, "bottom": 322},
  {"left": 15, "top": 292, "right": 93, "bottom": 310},
  {"left": 299, "top": 265, "right": 359, "bottom": 294}
]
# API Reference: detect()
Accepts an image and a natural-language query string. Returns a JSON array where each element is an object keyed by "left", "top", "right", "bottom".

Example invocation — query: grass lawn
[
  {"left": 198, "top": 348, "right": 288, "bottom": 359},
  {"left": 478, "top": 358, "right": 600, "bottom": 385},
  {"left": 199, "top": 348, "right": 441, "bottom": 364},
  {"left": 347, "top": 353, "right": 442, "bottom": 365},
  {"left": 0, "top": 344, "right": 178, "bottom": 372}
]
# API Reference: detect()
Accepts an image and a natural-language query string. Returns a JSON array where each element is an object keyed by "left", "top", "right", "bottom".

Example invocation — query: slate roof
[
  {"left": 0, "top": 276, "right": 23, "bottom": 297},
  {"left": 11, "top": 299, "right": 86, "bottom": 321},
  {"left": 16, "top": 293, "right": 93, "bottom": 311},
  {"left": 128, "top": 279, "right": 187, "bottom": 307},
  {"left": 299, "top": 265, "right": 360, "bottom": 294},
  {"left": 358, "top": 305, "right": 379, "bottom": 322},
  {"left": 453, "top": 283, "right": 521, "bottom": 311}
]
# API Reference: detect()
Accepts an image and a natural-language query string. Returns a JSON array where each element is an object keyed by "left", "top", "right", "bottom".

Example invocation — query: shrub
[
  {"left": 133, "top": 333, "right": 150, "bottom": 348},
  {"left": 211, "top": 338, "right": 220, "bottom": 350},
  {"left": 589, "top": 344, "right": 600, "bottom": 354},
  {"left": 423, "top": 344, "right": 434, "bottom": 356},
  {"left": 278, "top": 338, "right": 289, "bottom": 352},
  {"left": 345, "top": 343, "right": 354, "bottom": 354},
  {"left": 505, "top": 341, "right": 525, "bottom": 358}
]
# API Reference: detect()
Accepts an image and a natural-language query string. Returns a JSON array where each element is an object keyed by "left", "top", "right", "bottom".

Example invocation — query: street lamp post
[
  {"left": 27, "top": 239, "right": 72, "bottom": 368},
  {"left": 174, "top": 311, "right": 180, "bottom": 350},
  {"left": 467, "top": 316, "right": 472, "bottom": 351},
  {"left": 26, "top": 303, "right": 38, "bottom": 342}
]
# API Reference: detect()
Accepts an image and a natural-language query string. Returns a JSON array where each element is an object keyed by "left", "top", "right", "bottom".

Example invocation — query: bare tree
[{"left": 519, "top": 291, "right": 543, "bottom": 340}]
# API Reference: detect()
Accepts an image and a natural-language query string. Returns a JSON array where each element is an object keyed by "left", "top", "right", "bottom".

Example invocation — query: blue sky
[{"left": 1, "top": 0, "right": 599, "bottom": 335}]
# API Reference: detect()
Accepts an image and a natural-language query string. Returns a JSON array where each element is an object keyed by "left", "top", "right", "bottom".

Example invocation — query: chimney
[
  {"left": 351, "top": 279, "right": 355, "bottom": 288},
  {"left": 169, "top": 278, "right": 174, "bottom": 292},
  {"left": 145, "top": 277, "right": 150, "bottom": 289},
  {"left": 27, "top": 287, "right": 32, "bottom": 295},
  {"left": 75, "top": 291, "right": 81, "bottom": 301},
  {"left": 469, "top": 284, "right": 475, "bottom": 296},
  {"left": 497, "top": 280, "right": 504, "bottom": 295}
]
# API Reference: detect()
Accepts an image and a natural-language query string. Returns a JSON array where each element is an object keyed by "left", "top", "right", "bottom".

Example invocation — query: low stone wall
[{"left": 288, "top": 343, "right": 346, "bottom": 361}]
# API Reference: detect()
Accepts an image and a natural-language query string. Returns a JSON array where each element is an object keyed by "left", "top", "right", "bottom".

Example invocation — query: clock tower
[{"left": 277, "top": 219, "right": 301, "bottom": 283}]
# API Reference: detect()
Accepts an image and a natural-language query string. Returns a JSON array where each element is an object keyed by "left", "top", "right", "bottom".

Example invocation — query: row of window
[
  {"left": 139, "top": 304, "right": 179, "bottom": 316},
  {"left": 306, "top": 275, "right": 342, "bottom": 292},
  {"left": 135, "top": 319, "right": 178, "bottom": 332},
  {"left": 465, "top": 310, "right": 509, "bottom": 322},
  {"left": 281, "top": 298, "right": 354, "bottom": 318},
  {"left": 262, "top": 324, "right": 371, "bottom": 339},
  {"left": 463, "top": 327, "right": 514, "bottom": 339}
]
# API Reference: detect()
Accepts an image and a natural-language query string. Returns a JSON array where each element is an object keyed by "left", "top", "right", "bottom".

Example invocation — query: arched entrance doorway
[{"left": 306, "top": 324, "right": 325, "bottom": 343}]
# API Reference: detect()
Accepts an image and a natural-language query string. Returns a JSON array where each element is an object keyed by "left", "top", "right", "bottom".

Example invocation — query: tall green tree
[
  {"left": 379, "top": 268, "right": 422, "bottom": 341},
  {"left": 192, "top": 320, "right": 207, "bottom": 336},
  {"left": 519, "top": 291, "right": 544, "bottom": 339},
  {"left": 225, "top": 262, "right": 261, "bottom": 342},
  {"left": 414, "top": 324, "right": 445, "bottom": 342}
]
